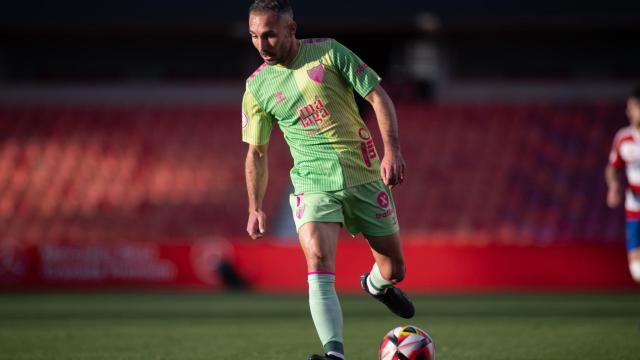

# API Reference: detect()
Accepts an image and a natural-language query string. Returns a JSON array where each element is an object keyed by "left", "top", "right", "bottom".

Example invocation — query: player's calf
[{"left": 382, "top": 260, "right": 405, "bottom": 283}]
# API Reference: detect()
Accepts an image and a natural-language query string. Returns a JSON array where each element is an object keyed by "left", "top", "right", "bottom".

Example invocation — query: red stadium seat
[{"left": 0, "top": 102, "right": 626, "bottom": 245}]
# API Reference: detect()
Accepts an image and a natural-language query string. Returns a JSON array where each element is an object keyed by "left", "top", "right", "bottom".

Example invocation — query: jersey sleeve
[
  {"left": 330, "top": 39, "right": 381, "bottom": 98},
  {"left": 242, "top": 89, "right": 273, "bottom": 145},
  {"left": 609, "top": 136, "right": 624, "bottom": 169}
]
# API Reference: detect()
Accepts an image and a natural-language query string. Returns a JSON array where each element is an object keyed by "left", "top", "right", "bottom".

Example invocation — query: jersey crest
[{"left": 307, "top": 64, "right": 325, "bottom": 84}]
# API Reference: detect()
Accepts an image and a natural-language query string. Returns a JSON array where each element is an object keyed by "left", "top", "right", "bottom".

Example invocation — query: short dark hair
[
  {"left": 249, "top": 0, "right": 293, "bottom": 17},
  {"left": 632, "top": 86, "right": 640, "bottom": 100}
]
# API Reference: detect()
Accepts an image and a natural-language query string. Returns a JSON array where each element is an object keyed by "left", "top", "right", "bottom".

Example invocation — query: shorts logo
[
  {"left": 377, "top": 191, "right": 390, "bottom": 209},
  {"left": 241, "top": 112, "right": 249, "bottom": 128},
  {"left": 296, "top": 204, "right": 306, "bottom": 219},
  {"left": 375, "top": 192, "right": 394, "bottom": 219},
  {"left": 295, "top": 194, "right": 305, "bottom": 219},
  {"left": 358, "top": 128, "right": 377, "bottom": 168},
  {"left": 307, "top": 64, "right": 325, "bottom": 84}
]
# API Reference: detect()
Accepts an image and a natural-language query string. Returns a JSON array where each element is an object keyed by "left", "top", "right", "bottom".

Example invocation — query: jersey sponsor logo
[
  {"left": 241, "top": 112, "right": 249, "bottom": 128},
  {"left": 307, "top": 64, "right": 325, "bottom": 84},
  {"left": 274, "top": 91, "right": 287, "bottom": 104},
  {"left": 355, "top": 63, "right": 369, "bottom": 77},
  {"left": 358, "top": 128, "right": 377, "bottom": 167},
  {"left": 298, "top": 97, "right": 330, "bottom": 129},
  {"left": 360, "top": 143, "right": 372, "bottom": 167}
]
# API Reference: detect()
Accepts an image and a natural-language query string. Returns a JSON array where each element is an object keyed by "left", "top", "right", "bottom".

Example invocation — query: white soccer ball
[{"left": 378, "top": 325, "right": 435, "bottom": 360}]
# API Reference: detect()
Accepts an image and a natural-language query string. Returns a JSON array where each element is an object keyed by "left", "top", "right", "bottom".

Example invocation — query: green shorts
[{"left": 289, "top": 180, "right": 400, "bottom": 236}]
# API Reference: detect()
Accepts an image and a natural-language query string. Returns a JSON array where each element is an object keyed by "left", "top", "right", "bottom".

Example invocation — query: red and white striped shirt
[{"left": 610, "top": 126, "right": 640, "bottom": 219}]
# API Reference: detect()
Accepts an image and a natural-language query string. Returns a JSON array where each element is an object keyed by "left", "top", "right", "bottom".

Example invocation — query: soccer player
[
  {"left": 606, "top": 85, "right": 640, "bottom": 284},
  {"left": 242, "top": 1, "right": 415, "bottom": 359}
]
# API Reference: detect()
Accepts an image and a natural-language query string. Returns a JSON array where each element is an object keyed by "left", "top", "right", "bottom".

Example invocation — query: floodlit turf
[{"left": 0, "top": 292, "right": 639, "bottom": 359}]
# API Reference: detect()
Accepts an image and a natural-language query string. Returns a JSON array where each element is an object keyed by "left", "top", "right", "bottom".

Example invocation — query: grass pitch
[{"left": 0, "top": 292, "right": 639, "bottom": 359}]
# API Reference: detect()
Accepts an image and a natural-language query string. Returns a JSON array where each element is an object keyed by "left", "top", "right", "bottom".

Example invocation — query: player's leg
[
  {"left": 626, "top": 219, "right": 640, "bottom": 283},
  {"left": 342, "top": 180, "right": 414, "bottom": 318},
  {"left": 299, "top": 222, "right": 345, "bottom": 360},
  {"left": 362, "top": 231, "right": 414, "bottom": 318},
  {"left": 364, "top": 231, "right": 405, "bottom": 286},
  {"left": 289, "top": 192, "right": 346, "bottom": 360}
]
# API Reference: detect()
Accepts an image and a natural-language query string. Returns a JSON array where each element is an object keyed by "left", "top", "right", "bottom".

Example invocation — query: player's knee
[
  {"left": 306, "top": 249, "right": 333, "bottom": 272},
  {"left": 629, "top": 260, "right": 640, "bottom": 283}
]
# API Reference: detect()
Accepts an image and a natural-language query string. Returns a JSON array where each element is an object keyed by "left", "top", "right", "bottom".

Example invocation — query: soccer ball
[{"left": 378, "top": 325, "right": 435, "bottom": 360}]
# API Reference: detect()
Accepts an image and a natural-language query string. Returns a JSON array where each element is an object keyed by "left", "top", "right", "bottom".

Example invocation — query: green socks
[
  {"left": 308, "top": 273, "right": 345, "bottom": 359},
  {"left": 366, "top": 263, "right": 393, "bottom": 295}
]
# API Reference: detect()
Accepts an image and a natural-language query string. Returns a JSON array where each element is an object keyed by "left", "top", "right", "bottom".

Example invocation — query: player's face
[
  {"left": 249, "top": 10, "right": 296, "bottom": 65},
  {"left": 627, "top": 98, "right": 640, "bottom": 128}
]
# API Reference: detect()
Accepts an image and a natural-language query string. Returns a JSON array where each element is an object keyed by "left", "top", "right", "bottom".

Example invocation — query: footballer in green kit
[{"left": 242, "top": 1, "right": 415, "bottom": 359}]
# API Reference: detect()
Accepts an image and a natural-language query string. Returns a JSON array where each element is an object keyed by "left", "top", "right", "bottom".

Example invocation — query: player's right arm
[
  {"left": 242, "top": 89, "right": 274, "bottom": 239},
  {"left": 246, "top": 143, "right": 268, "bottom": 239},
  {"left": 606, "top": 134, "right": 624, "bottom": 208}
]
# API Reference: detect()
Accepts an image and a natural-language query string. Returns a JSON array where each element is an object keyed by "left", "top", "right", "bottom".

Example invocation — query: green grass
[{"left": 0, "top": 292, "right": 639, "bottom": 359}]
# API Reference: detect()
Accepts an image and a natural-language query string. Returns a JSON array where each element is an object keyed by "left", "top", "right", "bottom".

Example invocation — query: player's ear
[{"left": 287, "top": 20, "right": 297, "bottom": 36}]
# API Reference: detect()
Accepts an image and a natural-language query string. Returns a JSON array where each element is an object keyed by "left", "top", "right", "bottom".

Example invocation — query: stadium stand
[
  {"left": 379, "top": 102, "right": 626, "bottom": 244},
  {"left": 0, "top": 102, "right": 627, "bottom": 245},
  {"left": 0, "top": 105, "right": 291, "bottom": 245}
]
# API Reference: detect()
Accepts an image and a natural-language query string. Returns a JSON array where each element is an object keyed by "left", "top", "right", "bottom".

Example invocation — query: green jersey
[{"left": 242, "top": 38, "right": 382, "bottom": 194}]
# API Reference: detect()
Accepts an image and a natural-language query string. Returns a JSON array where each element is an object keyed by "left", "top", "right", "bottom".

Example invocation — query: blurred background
[{"left": 1, "top": 0, "right": 640, "bottom": 292}]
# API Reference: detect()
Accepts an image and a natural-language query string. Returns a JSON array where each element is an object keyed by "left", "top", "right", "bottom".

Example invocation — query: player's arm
[
  {"left": 606, "top": 136, "right": 624, "bottom": 208},
  {"left": 605, "top": 164, "right": 621, "bottom": 208},
  {"left": 246, "top": 143, "right": 268, "bottom": 239},
  {"left": 329, "top": 40, "right": 405, "bottom": 187},
  {"left": 242, "top": 89, "right": 273, "bottom": 238},
  {"left": 364, "top": 84, "right": 405, "bottom": 188}
]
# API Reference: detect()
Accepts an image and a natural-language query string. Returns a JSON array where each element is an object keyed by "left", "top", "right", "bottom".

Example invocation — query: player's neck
[{"left": 282, "top": 38, "right": 300, "bottom": 67}]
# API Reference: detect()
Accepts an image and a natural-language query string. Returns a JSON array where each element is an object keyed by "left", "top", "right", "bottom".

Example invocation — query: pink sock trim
[{"left": 307, "top": 271, "right": 335, "bottom": 276}]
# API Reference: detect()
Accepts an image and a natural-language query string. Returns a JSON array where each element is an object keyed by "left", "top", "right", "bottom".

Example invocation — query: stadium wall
[
  {"left": 0, "top": 239, "right": 636, "bottom": 292},
  {"left": 233, "top": 239, "right": 637, "bottom": 293}
]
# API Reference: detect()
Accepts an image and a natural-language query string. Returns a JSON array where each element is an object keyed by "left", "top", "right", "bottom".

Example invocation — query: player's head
[
  {"left": 627, "top": 86, "right": 640, "bottom": 127},
  {"left": 248, "top": 0, "right": 297, "bottom": 66}
]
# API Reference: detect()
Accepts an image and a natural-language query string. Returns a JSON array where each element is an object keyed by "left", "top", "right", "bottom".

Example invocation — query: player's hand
[
  {"left": 607, "top": 186, "right": 621, "bottom": 208},
  {"left": 247, "top": 210, "right": 267, "bottom": 239},
  {"left": 381, "top": 150, "right": 406, "bottom": 189}
]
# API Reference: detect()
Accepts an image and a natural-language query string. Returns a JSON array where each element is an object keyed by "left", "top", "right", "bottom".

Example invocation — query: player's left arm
[
  {"left": 605, "top": 164, "right": 621, "bottom": 208},
  {"left": 364, "top": 84, "right": 405, "bottom": 188}
]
